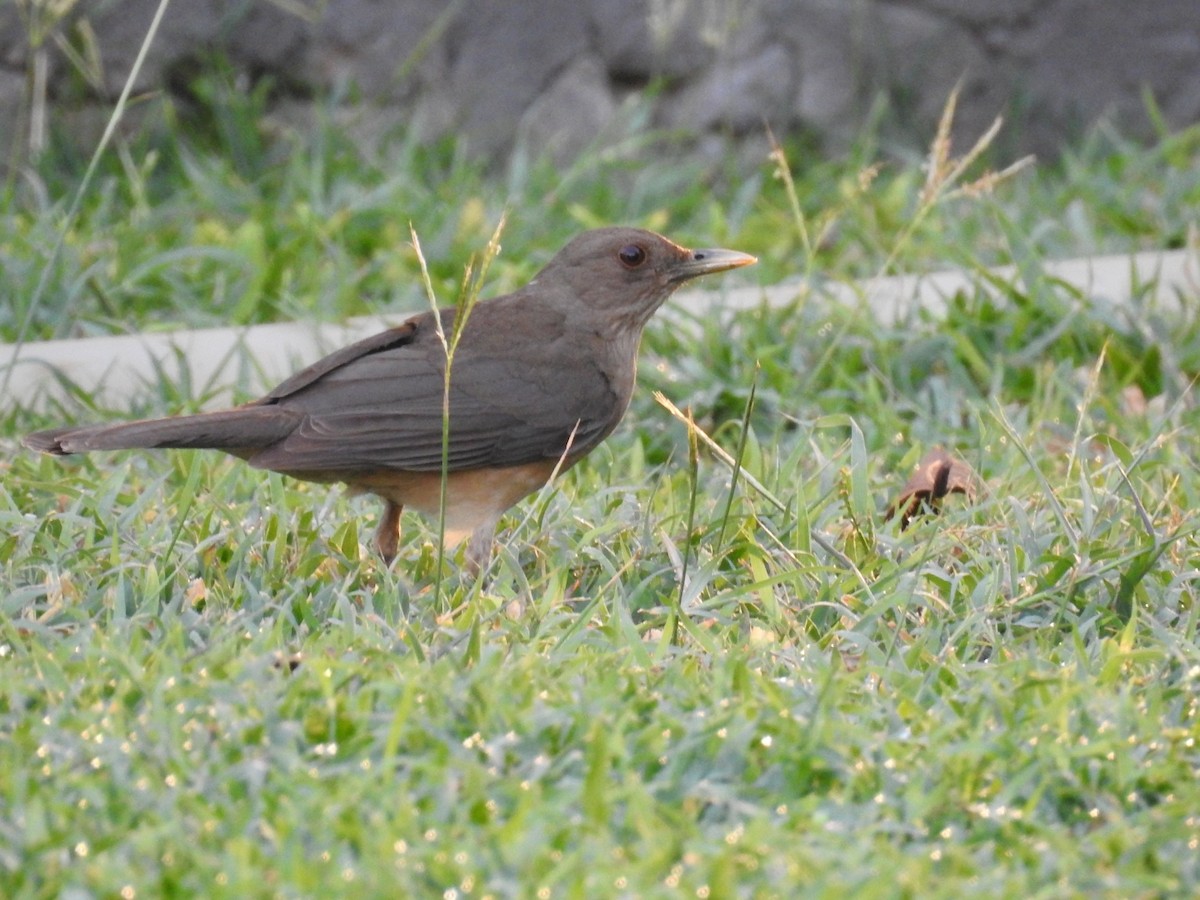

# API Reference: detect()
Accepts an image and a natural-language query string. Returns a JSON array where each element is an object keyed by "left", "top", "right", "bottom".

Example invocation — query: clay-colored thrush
[{"left": 25, "top": 227, "right": 756, "bottom": 568}]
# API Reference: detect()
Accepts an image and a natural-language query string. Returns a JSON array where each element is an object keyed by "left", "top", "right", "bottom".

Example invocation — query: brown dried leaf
[{"left": 886, "top": 447, "right": 978, "bottom": 529}]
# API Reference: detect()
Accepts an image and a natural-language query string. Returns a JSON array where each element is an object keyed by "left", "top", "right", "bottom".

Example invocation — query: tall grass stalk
[
  {"left": 3, "top": 0, "right": 173, "bottom": 395},
  {"left": 415, "top": 215, "right": 506, "bottom": 602}
]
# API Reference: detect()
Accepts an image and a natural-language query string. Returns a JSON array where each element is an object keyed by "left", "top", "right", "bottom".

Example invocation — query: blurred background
[{"left": 4, "top": 0, "right": 1198, "bottom": 172}]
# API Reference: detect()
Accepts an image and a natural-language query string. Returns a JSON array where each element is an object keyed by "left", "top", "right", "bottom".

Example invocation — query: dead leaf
[{"left": 886, "top": 447, "right": 977, "bottom": 529}]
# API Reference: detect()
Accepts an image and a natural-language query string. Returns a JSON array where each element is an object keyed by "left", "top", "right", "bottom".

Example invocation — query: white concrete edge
[{"left": 2, "top": 248, "right": 1196, "bottom": 414}]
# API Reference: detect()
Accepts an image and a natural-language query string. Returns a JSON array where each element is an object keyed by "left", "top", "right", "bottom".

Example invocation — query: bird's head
[{"left": 534, "top": 227, "right": 757, "bottom": 332}]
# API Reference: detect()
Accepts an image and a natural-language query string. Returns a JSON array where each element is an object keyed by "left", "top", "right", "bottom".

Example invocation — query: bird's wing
[
  {"left": 248, "top": 321, "right": 622, "bottom": 474},
  {"left": 256, "top": 320, "right": 422, "bottom": 403}
]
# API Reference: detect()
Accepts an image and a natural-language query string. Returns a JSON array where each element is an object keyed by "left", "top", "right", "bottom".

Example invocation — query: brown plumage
[{"left": 25, "top": 227, "right": 756, "bottom": 569}]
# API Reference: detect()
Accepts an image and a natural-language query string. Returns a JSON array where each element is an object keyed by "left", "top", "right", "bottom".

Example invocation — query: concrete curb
[{"left": 2, "top": 248, "right": 1195, "bottom": 414}]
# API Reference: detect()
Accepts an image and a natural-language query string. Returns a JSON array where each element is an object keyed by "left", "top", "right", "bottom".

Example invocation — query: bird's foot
[{"left": 374, "top": 500, "right": 403, "bottom": 566}]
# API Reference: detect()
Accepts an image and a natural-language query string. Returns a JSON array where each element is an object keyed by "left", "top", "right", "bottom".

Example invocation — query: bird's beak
[{"left": 667, "top": 247, "right": 758, "bottom": 283}]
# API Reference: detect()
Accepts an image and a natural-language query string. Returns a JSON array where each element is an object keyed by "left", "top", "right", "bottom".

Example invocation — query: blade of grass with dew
[
  {"left": 655, "top": 391, "right": 882, "bottom": 603},
  {"left": 498, "top": 420, "right": 581, "bottom": 582},
  {"left": 714, "top": 369, "right": 758, "bottom": 554},
  {"left": 991, "top": 399, "right": 1079, "bottom": 548},
  {"left": 670, "top": 406, "right": 701, "bottom": 647},
  {"left": 653, "top": 391, "right": 787, "bottom": 514}
]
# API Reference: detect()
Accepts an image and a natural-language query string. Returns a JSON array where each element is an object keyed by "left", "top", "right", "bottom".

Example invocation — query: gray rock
[
  {"left": 515, "top": 56, "right": 619, "bottom": 164},
  {"left": 310, "top": 1, "right": 448, "bottom": 99},
  {"left": 665, "top": 43, "right": 796, "bottom": 133},
  {"left": 590, "top": 0, "right": 725, "bottom": 81},
  {"left": 444, "top": 0, "right": 591, "bottom": 155},
  {"left": 0, "top": 0, "right": 1196, "bottom": 166}
]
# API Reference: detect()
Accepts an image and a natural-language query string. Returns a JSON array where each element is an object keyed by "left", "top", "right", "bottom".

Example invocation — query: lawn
[{"left": 2, "top": 72, "right": 1200, "bottom": 897}]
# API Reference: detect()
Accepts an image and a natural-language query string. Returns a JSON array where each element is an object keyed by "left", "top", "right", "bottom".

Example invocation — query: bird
[{"left": 25, "top": 227, "right": 756, "bottom": 570}]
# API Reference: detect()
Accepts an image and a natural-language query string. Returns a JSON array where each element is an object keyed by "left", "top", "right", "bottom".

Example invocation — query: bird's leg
[
  {"left": 464, "top": 519, "right": 497, "bottom": 576},
  {"left": 374, "top": 500, "right": 403, "bottom": 565}
]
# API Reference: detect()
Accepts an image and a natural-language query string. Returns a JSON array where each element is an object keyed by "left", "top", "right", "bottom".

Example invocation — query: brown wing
[
  {"left": 255, "top": 320, "right": 422, "bottom": 403},
  {"left": 247, "top": 311, "right": 624, "bottom": 475}
]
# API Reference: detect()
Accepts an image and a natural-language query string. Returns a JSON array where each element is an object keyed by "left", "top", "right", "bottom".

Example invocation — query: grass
[{"left": 3, "top": 68, "right": 1200, "bottom": 896}]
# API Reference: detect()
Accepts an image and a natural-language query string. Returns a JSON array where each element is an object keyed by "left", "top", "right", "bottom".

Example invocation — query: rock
[
  {"left": 0, "top": 0, "right": 1195, "bottom": 165},
  {"left": 665, "top": 43, "right": 796, "bottom": 134},
  {"left": 311, "top": 0, "right": 447, "bottom": 99},
  {"left": 444, "top": 0, "right": 591, "bottom": 155},
  {"left": 515, "top": 56, "right": 619, "bottom": 164},
  {"left": 590, "top": 0, "right": 722, "bottom": 81},
  {"left": 1006, "top": 0, "right": 1200, "bottom": 150}
]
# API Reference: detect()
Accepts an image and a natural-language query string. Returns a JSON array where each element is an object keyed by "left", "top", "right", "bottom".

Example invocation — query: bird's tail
[{"left": 24, "top": 407, "right": 301, "bottom": 457}]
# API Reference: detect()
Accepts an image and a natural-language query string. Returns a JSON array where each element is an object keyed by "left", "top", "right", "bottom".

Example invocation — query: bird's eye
[{"left": 618, "top": 244, "right": 647, "bottom": 268}]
